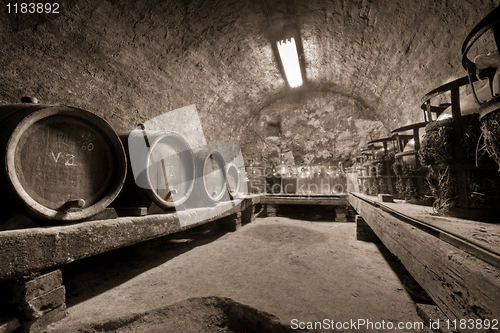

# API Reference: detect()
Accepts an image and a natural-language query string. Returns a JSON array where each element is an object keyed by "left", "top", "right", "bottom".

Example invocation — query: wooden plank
[
  {"left": 114, "top": 207, "right": 148, "bottom": 216},
  {"left": 261, "top": 195, "right": 348, "bottom": 206},
  {"left": 348, "top": 193, "right": 500, "bottom": 332},
  {"left": 367, "top": 196, "right": 500, "bottom": 259},
  {"left": 0, "top": 195, "right": 260, "bottom": 280},
  {"left": 377, "top": 205, "right": 500, "bottom": 269}
]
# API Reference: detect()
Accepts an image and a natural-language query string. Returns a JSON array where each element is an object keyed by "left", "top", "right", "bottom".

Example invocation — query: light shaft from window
[{"left": 277, "top": 38, "right": 303, "bottom": 88}]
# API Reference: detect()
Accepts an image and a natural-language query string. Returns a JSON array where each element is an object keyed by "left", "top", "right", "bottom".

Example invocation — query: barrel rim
[
  {"left": 5, "top": 105, "right": 127, "bottom": 220},
  {"left": 194, "top": 149, "right": 227, "bottom": 203},
  {"left": 478, "top": 95, "right": 500, "bottom": 120},
  {"left": 224, "top": 162, "right": 241, "bottom": 196},
  {"left": 203, "top": 150, "right": 227, "bottom": 202},
  {"left": 144, "top": 131, "right": 196, "bottom": 208}
]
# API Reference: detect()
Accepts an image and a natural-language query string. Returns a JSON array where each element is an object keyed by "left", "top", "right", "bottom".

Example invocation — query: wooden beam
[
  {"left": 348, "top": 193, "right": 500, "bottom": 332},
  {"left": 261, "top": 195, "right": 348, "bottom": 206},
  {"left": 0, "top": 195, "right": 261, "bottom": 280}
]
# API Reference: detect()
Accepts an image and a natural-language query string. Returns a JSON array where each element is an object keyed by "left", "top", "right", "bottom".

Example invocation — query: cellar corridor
[{"left": 46, "top": 217, "right": 432, "bottom": 333}]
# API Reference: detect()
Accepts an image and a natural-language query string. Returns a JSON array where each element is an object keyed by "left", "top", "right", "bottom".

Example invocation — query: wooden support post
[
  {"left": 0, "top": 270, "right": 67, "bottom": 333},
  {"left": 450, "top": 87, "right": 470, "bottom": 209},
  {"left": 335, "top": 206, "right": 349, "bottom": 222},
  {"left": 349, "top": 193, "right": 500, "bottom": 330},
  {"left": 266, "top": 204, "right": 278, "bottom": 217},
  {"left": 378, "top": 194, "right": 394, "bottom": 203},
  {"left": 384, "top": 160, "right": 395, "bottom": 195},
  {"left": 241, "top": 204, "right": 256, "bottom": 225},
  {"left": 355, "top": 215, "right": 380, "bottom": 242},
  {"left": 413, "top": 127, "right": 421, "bottom": 152},
  {"left": 216, "top": 212, "right": 242, "bottom": 232},
  {"left": 396, "top": 134, "right": 404, "bottom": 153}
]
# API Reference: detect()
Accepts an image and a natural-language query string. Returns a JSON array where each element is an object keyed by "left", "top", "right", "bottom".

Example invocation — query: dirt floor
[{"left": 45, "top": 212, "right": 434, "bottom": 333}]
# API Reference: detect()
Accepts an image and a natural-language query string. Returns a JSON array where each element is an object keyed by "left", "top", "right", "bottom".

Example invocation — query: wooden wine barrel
[
  {"left": 225, "top": 162, "right": 241, "bottom": 196},
  {"left": 366, "top": 137, "right": 397, "bottom": 196},
  {"left": 392, "top": 122, "right": 427, "bottom": 166},
  {"left": 0, "top": 103, "right": 127, "bottom": 221},
  {"left": 121, "top": 130, "right": 196, "bottom": 209},
  {"left": 192, "top": 148, "right": 227, "bottom": 204}
]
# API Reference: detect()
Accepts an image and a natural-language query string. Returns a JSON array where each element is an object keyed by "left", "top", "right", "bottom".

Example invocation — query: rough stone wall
[
  {"left": 0, "top": 0, "right": 499, "bottom": 165},
  {"left": 300, "top": 0, "right": 500, "bottom": 128},
  {"left": 242, "top": 89, "right": 387, "bottom": 166},
  {"left": 0, "top": 0, "right": 280, "bottom": 138}
]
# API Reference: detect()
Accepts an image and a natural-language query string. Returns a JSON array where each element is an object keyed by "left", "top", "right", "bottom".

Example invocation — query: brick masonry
[
  {"left": 19, "top": 286, "right": 65, "bottom": 320},
  {"left": 241, "top": 204, "right": 256, "bottom": 225},
  {"left": 265, "top": 205, "right": 278, "bottom": 218},
  {"left": 18, "top": 304, "right": 67, "bottom": 333},
  {"left": 217, "top": 212, "right": 242, "bottom": 232},
  {"left": 0, "top": 270, "right": 67, "bottom": 333},
  {"left": 335, "top": 205, "right": 355, "bottom": 222},
  {"left": 1, "top": 270, "right": 63, "bottom": 303}
]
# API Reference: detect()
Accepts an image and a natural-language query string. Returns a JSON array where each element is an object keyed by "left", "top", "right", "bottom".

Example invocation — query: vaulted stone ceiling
[{"left": 1, "top": 0, "right": 499, "bottom": 165}]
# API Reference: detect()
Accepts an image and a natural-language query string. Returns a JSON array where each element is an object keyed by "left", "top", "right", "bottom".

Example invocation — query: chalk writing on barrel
[
  {"left": 81, "top": 132, "right": 95, "bottom": 151},
  {"left": 49, "top": 151, "right": 76, "bottom": 166},
  {"left": 65, "top": 154, "right": 75, "bottom": 166},
  {"left": 50, "top": 151, "right": 61, "bottom": 163},
  {"left": 82, "top": 142, "right": 94, "bottom": 151}
]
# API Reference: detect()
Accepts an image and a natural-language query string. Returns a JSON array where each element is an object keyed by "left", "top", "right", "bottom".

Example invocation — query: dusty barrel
[
  {"left": 460, "top": 5, "right": 500, "bottom": 170},
  {"left": 124, "top": 130, "right": 196, "bottom": 209},
  {"left": 225, "top": 162, "right": 241, "bottom": 196},
  {"left": 192, "top": 148, "right": 228, "bottom": 204},
  {"left": 0, "top": 103, "right": 127, "bottom": 221}
]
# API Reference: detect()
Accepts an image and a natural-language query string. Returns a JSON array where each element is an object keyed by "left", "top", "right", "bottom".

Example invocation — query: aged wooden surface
[
  {"left": 357, "top": 194, "right": 500, "bottom": 260},
  {"left": 120, "top": 131, "right": 196, "bottom": 209},
  {"left": 0, "top": 105, "right": 127, "bottom": 221},
  {"left": 261, "top": 194, "right": 348, "bottom": 206},
  {"left": 193, "top": 149, "right": 227, "bottom": 204},
  {"left": 349, "top": 193, "right": 500, "bottom": 332},
  {"left": 0, "top": 195, "right": 260, "bottom": 281}
]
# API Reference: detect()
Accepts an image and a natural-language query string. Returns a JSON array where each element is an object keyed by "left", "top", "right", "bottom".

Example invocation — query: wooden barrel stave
[
  {"left": 0, "top": 104, "right": 127, "bottom": 221},
  {"left": 224, "top": 162, "right": 240, "bottom": 196},
  {"left": 116, "top": 130, "right": 196, "bottom": 210},
  {"left": 191, "top": 148, "right": 227, "bottom": 205}
]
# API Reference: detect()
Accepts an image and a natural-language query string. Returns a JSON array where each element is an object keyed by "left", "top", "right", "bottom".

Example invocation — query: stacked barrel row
[
  {"left": 0, "top": 102, "right": 246, "bottom": 224},
  {"left": 351, "top": 75, "right": 498, "bottom": 215},
  {"left": 353, "top": 138, "right": 398, "bottom": 198},
  {"left": 351, "top": 5, "right": 500, "bottom": 221}
]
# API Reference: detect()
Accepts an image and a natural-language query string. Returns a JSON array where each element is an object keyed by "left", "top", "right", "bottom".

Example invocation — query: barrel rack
[
  {"left": 2, "top": 190, "right": 500, "bottom": 332},
  {"left": 261, "top": 194, "right": 351, "bottom": 221},
  {"left": 0, "top": 195, "right": 261, "bottom": 281},
  {"left": 0, "top": 192, "right": 354, "bottom": 281},
  {"left": 348, "top": 192, "right": 500, "bottom": 332}
]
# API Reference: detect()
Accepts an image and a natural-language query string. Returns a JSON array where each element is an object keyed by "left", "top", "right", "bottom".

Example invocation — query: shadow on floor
[
  {"left": 61, "top": 221, "right": 230, "bottom": 308},
  {"left": 273, "top": 205, "right": 338, "bottom": 222},
  {"left": 373, "top": 241, "right": 434, "bottom": 304}
]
